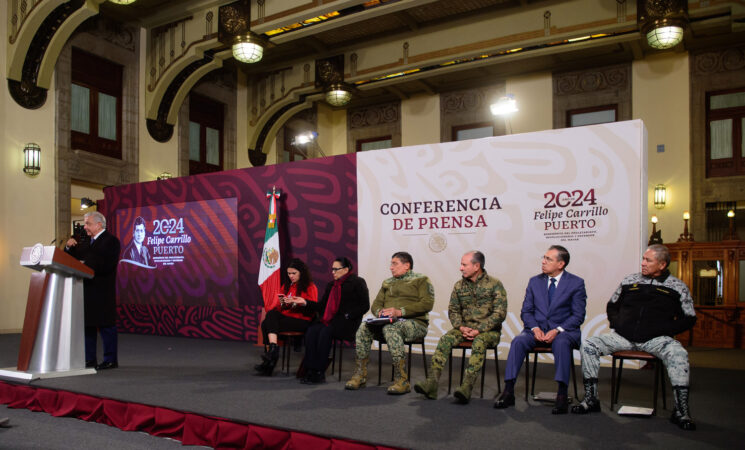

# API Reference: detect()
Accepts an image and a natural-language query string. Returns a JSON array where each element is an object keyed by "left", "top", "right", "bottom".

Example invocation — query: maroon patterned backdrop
[{"left": 101, "top": 155, "right": 358, "bottom": 342}]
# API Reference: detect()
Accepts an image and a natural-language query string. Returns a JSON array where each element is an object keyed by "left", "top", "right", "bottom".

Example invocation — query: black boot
[
  {"left": 670, "top": 386, "right": 696, "bottom": 431},
  {"left": 313, "top": 369, "right": 326, "bottom": 384},
  {"left": 302, "top": 369, "right": 325, "bottom": 384},
  {"left": 571, "top": 378, "right": 601, "bottom": 414},
  {"left": 254, "top": 346, "right": 271, "bottom": 372},
  {"left": 260, "top": 343, "right": 279, "bottom": 376},
  {"left": 300, "top": 369, "right": 314, "bottom": 384}
]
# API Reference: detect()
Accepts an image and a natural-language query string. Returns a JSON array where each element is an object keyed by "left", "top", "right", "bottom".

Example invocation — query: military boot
[
  {"left": 571, "top": 378, "right": 601, "bottom": 414},
  {"left": 387, "top": 359, "right": 411, "bottom": 395},
  {"left": 414, "top": 366, "right": 441, "bottom": 399},
  {"left": 453, "top": 370, "right": 478, "bottom": 404},
  {"left": 345, "top": 357, "right": 369, "bottom": 390},
  {"left": 670, "top": 386, "right": 696, "bottom": 431}
]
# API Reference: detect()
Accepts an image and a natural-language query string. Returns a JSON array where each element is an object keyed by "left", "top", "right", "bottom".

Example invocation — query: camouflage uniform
[
  {"left": 428, "top": 271, "right": 507, "bottom": 381},
  {"left": 580, "top": 270, "right": 696, "bottom": 386},
  {"left": 354, "top": 270, "right": 435, "bottom": 363}
]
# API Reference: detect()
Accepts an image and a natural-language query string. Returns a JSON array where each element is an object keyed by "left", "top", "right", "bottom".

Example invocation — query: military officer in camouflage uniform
[
  {"left": 345, "top": 251, "right": 434, "bottom": 395},
  {"left": 572, "top": 244, "right": 697, "bottom": 431},
  {"left": 414, "top": 251, "right": 507, "bottom": 403}
]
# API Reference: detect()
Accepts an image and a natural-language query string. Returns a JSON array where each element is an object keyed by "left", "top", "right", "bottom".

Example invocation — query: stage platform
[{"left": 1, "top": 333, "right": 743, "bottom": 449}]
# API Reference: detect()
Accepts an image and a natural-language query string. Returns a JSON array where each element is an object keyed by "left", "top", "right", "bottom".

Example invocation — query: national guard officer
[{"left": 572, "top": 244, "right": 697, "bottom": 431}]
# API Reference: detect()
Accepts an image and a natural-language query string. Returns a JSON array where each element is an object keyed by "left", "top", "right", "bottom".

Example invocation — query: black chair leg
[
  {"left": 448, "top": 350, "right": 453, "bottom": 394},
  {"left": 407, "top": 344, "right": 413, "bottom": 379},
  {"left": 652, "top": 361, "right": 660, "bottom": 414},
  {"left": 530, "top": 353, "right": 539, "bottom": 398},
  {"left": 420, "top": 342, "right": 428, "bottom": 378},
  {"left": 480, "top": 351, "right": 487, "bottom": 398},
  {"left": 495, "top": 348, "right": 502, "bottom": 394},
  {"left": 660, "top": 362, "right": 667, "bottom": 409},
  {"left": 331, "top": 339, "right": 337, "bottom": 375},
  {"left": 281, "top": 339, "right": 291, "bottom": 376},
  {"left": 615, "top": 359, "right": 625, "bottom": 407},
  {"left": 571, "top": 353, "right": 578, "bottom": 400},
  {"left": 524, "top": 355, "right": 530, "bottom": 401},
  {"left": 378, "top": 344, "right": 383, "bottom": 385}
]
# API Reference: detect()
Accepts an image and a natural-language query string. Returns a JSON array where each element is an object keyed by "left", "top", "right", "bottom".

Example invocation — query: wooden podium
[{"left": 0, "top": 244, "right": 97, "bottom": 381}]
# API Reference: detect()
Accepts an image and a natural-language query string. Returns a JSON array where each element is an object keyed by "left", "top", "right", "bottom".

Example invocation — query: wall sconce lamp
[
  {"left": 157, "top": 172, "right": 173, "bottom": 180},
  {"left": 653, "top": 184, "right": 666, "bottom": 209},
  {"left": 678, "top": 210, "right": 694, "bottom": 242},
  {"left": 219, "top": 1, "right": 270, "bottom": 64},
  {"left": 490, "top": 94, "right": 518, "bottom": 116},
  {"left": 80, "top": 197, "right": 97, "bottom": 210},
  {"left": 23, "top": 143, "right": 41, "bottom": 176},
  {"left": 638, "top": 0, "right": 688, "bottom": 50}
]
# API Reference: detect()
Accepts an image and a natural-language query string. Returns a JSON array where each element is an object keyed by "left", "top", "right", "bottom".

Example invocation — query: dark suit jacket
[
  {"left": 520, "top": 271, "right": 587, "bottom": 342},
  {"left": 123, "top": 241, "right": 151, "bottom": 266},
  {"left": 309, "top": 274, "right": 370, "bottom": 340},
  {"left": 66, "top": 230, "right": 121, "bottom": 327}
]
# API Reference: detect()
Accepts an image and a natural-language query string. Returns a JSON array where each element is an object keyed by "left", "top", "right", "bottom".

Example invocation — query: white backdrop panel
[{"left": 357, "top": 120, "right": 648, "bottom": 355}]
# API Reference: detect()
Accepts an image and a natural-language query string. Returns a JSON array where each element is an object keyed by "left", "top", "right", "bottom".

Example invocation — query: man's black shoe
[
  {"left": 85, "top": 360, "right": 97, "bottom": 368},
  {"left": 552, "top": 394, "right": 569, "bottom": 414},
  {"left": 95, "top": 361, "right": 118, "bottom": 370},
  {"left": 493, "top": 391, "right": 515, "bottom": 409}
]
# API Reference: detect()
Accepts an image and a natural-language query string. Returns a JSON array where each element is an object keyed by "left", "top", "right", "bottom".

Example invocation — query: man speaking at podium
[{"left": 65, "top": 211, "right": 121, "bottom": 370}]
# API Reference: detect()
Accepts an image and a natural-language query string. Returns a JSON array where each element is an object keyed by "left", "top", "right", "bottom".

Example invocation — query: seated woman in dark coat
[
  {"left": 300, "top": 257, "right": 369, "bottom": 384},
  {"left": 255, "top": 258, "right": 318, "bottom": 376}
]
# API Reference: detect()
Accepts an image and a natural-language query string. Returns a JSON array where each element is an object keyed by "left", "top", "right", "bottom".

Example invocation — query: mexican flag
[{"left": 258, "top": 187, "right": 281, "bottom": 311}]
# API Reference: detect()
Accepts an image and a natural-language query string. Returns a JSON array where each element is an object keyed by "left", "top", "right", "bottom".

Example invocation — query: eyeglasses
[{"left": 331, "top": 267, "right": 346, "bottom": 272}]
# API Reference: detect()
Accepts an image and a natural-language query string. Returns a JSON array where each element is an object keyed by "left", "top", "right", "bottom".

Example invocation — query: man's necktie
[{"left": 548, "top": 277, "right": 556, "bottom": 306}]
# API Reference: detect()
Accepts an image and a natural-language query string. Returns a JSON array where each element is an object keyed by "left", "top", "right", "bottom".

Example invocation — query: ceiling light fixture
[
  {"left": 316, "top": 55, "right": 353, "bottom": 107},
  {"left": 325, "top": 83, "right": 352, "bottom": 107},
  {"left": 638, "top": 0, "right": 688, "bottom": 50},
  {"left": 232, "top": 34, "right": 264, "bottom": 64},
  {"left": 219, "top": 0, "right": 269, "bottom": 64}
]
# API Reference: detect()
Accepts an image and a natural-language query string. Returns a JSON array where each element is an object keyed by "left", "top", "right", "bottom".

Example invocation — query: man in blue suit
[{"left": 494, "top": 245, "right": 587, "bottom": 414}]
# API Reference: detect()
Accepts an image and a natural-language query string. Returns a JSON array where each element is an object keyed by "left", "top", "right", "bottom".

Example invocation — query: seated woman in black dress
[
  {"left": 255, "top": 258, "right": 318, "bottom": 376},
  {"left": 300, "top": 257, "right": 369, "bottom": 383}
]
